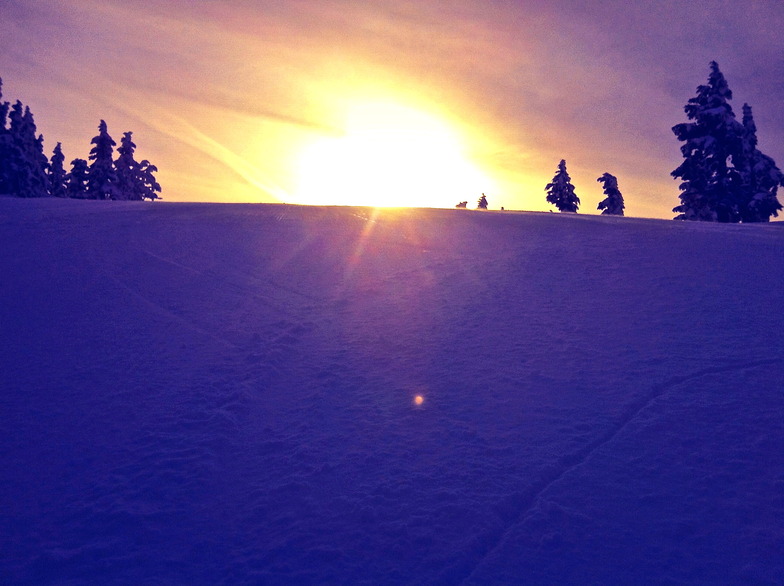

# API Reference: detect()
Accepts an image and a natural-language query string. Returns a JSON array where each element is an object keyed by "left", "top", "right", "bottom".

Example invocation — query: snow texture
[{"left": 1, "top": 199, "right": 783, "bottom": 584}]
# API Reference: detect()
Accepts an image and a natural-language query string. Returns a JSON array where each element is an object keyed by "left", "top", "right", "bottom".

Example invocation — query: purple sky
[{"left": 2, "top": 0, "right": 783, "bottom": 217}]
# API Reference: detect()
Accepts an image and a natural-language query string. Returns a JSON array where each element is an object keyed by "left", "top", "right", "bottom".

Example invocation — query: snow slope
[{"left": 1, "top": 198, "right": 782, "bottom": 584}]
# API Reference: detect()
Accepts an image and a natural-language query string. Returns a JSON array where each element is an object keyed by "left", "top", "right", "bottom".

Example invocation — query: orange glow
[
  {"left": 414, "top": 395, "right": 424, "bottom": 406},
  {"left": 292, "top": 101, "right": 496, "bottom": 208}
]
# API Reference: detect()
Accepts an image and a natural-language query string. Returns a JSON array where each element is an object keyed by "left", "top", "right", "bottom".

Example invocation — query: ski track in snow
[{"left": 460, "top": 357, "right": 779, "bottom": 584}]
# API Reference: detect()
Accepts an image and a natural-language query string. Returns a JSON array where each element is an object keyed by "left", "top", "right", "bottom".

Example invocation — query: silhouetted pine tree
[
  {"left": 477, "top": 193, "right": 488, "bottom": 209},
  {"left": 545, "top": 159, "right": 579, "bottom": 212},
  {"left": 0, "top": 78, "right": 10, "bottom": 194},
  {"left": 66, "top": 158, "right": 89, "bottom": 199},
  {"left": 596, "top": 173, "right": 624, "bottom": 216},
  {"left": 736, "top": 103, "right": 783, "bottom": 222},
  {"left": 48, "top": 143, "right": 67, "bottom": 198},
  {"left": 0, "top": 80, "right": 47, "bottom": 197},
  {"left": 87, "top": 120, "right": 117, "bottom": 200},
  {"left": 672, "top": 62, "right": 783, "bottom": 222},
  {"left": 7, "top": 101, "right": 29, "bottom": 195},
  {"left": 136, "top": 160, "right": 161, "bottom": 201},
  {"left": 5, "top": 101, "right": 49, "bottom": 197},
  {"left": 0, "top": 78, "right": 5, "bottom": 125},
  {"left": 115, "top": 131, "right": 162, "bottom": 201},
  {"left": 672, "top": 62, "right": 746, "bottom": 222},
  {"left": 31, "top": 127, "right": 50, "bottom": 196},
  {"left": 114, "top": 131, "right": 138, "bottom": 200}
]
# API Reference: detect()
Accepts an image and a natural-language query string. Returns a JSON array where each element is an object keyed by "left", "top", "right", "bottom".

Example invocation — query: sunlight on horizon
[{"left": 291, "top": 102, "right": 496, "bottom": 208}]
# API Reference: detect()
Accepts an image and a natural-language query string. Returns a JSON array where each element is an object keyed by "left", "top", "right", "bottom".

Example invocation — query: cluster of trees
[
  {"left": 461, "top": 170, "right": 622, "bottom": 214},
  {"left": 0, "top": 77, "right": 160, "bottom": 200},
  {"left": 671, "top": 62, "right": 782, "bottom": 222},
  {"left": 455, "top": 193, "right": 489, "bottom": 209},
  {"left": 542, "top": 63, "right": 782, "bottom": 222},
  {"left": 545, "top": 160, "right": 625, "bottom": 216}
]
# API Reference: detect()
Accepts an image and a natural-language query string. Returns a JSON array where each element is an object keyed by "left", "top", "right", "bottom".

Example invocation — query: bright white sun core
[{"left": 292, "top": 102, "right": 494, "bottom": 208}]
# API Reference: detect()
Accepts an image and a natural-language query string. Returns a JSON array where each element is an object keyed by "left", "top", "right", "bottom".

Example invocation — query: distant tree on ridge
[
  {"left": 48, "top": 142, "right": 67, "bottom": 198},
  {"left": 114, "top": 131, "right": 135, "bottom": 200},
  {"left": 0, "top": 78, "right": 10, "bottom": 194},
  {"left": 477, "top": 193, "right": 488, "bottom": 209},
  {"left": 596, "top": 172, "right": 624, "bottom": 216},
  {"left": 66, "top": 158, "right": 89, "bottom": 199},
  {"left": 87, "top": 120, "right": 117, "bottom": 200},
  {"left": 545, "top": 159, "right": 579, "bottom": 212},
  {"left": 455, "top": 200, "right": 467, "bottom": 208},
  {"left": 136, "top": 159, "right": 161, "bottom": 201},
  {"left": 103, "top": 128, "right": 160, "bottom": 200}
]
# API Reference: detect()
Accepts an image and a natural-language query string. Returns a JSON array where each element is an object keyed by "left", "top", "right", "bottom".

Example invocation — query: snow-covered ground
[{"left": 1, "top": 198, "right": 782, "bottom": 584}]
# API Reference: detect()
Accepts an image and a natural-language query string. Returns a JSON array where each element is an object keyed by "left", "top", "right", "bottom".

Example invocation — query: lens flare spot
[{"left": 414, "top": 395, "right": 424, "bottom": 406}]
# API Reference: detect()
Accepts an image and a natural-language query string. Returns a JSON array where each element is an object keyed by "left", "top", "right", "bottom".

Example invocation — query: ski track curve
[
  {"left": 456, "top": 357, "right": 780, "bottom": 585},
  {"left": 95, "top": 264, "right": 241, "bottom": 351}
]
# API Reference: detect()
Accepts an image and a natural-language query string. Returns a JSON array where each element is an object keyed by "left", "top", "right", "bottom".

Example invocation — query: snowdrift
[{"left": 1, "top": 198, "right": 782, "bottom": 584}]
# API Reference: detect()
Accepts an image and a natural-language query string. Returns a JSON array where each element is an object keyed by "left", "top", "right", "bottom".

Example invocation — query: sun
[{"left": 292, "top": 102, "right": 495, "bottom": 208}]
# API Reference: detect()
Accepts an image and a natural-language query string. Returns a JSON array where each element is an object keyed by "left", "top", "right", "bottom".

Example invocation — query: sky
[{"left": 2, "top": 0, "right": 784, "bottom": 218}]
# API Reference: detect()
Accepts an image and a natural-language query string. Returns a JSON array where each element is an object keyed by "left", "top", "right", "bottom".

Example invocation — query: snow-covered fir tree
[
  {"left": 7, "top": 101, "right": 30, "bottom": 196},
  {"left": 0, "top": 78, "right": 5, "bottom": 128},
  {"left": 0, "top": 78, "right": 10, "bottom": 195},
  {"left": 4, "top": 101, "right": 49, "bottom": 197},
  {"left": 136, "top": 160, "right": 161, "bottom": 201},
  {"left": 477, "top": 193, "right": 488, "bottom": 209},
  {"left": 31, "top": 126, "right": 50, "bottom": 197},
  {"left": 736, "top": 103, "right": 783, "bottom": 222},
  {"left": 114, "top": 131, "right": 139, "bottom": 200},
  {"left": 596, "top": 173, "right": 624, "bottom": 216},
  {"left": 48, "top": 143, "right": 67, "bottom": 198},
  {"left": 672, "top": 62, "right": 749, "bottom": 222},
  {"left": 545, "top": 159, "right": 579, "bottom": 212},
  {"left": 115, "top": 131, "right": 161, "bottom": 201},
  {"left": 66, "top": 158, "right": 89, "bottom": 199},
  {"left": 87, "top": 120, "right": 117, "bottom": 200},
  {"left": 0, "top": 80, "right": 47, "bottom": 197}
]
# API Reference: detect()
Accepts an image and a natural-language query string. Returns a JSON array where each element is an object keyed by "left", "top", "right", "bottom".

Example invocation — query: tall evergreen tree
[
  {"left": 596, "top": 173, "right": 624, "bottom": 216},
  {"left": 672, "top": 62, "right": 746, "bottom": 222},
  {"left": 5, "top": 101, "right": 48, "bottom": 197},
  {"left": 66, "top": 158, "right": 89, "bottom": 199},
  {"left": 736, "top": 104, "right": 783, "bottom": 222},
  {"left": 114, "top": 131, "right": 138, "bottom": 200},
  {"left": 5, "top": 101, "right": 25, "bottom": 196},
  {"left": 0, "top": 77, "right": 6, "bottom": 131},
  {"left": 545, "top": 159, "right": 579, "bottom": 212},
  {"left": 48, "top": 142, "right": 68, "bottom": 198},
  {"left": 115, "top": 131, "right": 162, "bottom": 201},
  {"left": 30, "top": 123, "right": 50, "bottom": 197},
  {"left": 477, "top": 193, "right": 488, "bottom": 209},
  {"left": 87, "top": 119, "right": 117, "bottom": 200},
  {"left": 0, "top": 78, "right": 10, "bottom": 195}
]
